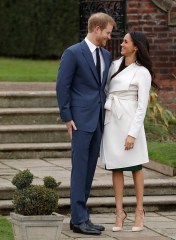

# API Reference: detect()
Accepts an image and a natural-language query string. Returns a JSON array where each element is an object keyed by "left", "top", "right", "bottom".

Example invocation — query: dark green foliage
[
  {"left": 12, "top": 169, "right": 33, "bottom": 190},
  {"left": 13, "top": 186, "right": 59, "bottom": 215},
  {"left": 43, "top": 176, "right": 61, "bottom": 189},
  {"left": 145, "top": 123, "right": 169, "bottom": 141},
  {"left": 145, "top": 91, "right": 176, "bottom": 141},
  {"left": 12, "top": 169, "right": 59, "bottom": 216},
  {"left": 146, "top": 91, "right": 176, "bottom": 128},
  {"left": 0, "top": 0, "right": 79, "bottom": 59}
]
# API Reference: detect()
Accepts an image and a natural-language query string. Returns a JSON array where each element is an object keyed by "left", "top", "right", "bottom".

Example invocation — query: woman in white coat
[{"left": 100, "top": 31, "right": 158, "bottom": 232}]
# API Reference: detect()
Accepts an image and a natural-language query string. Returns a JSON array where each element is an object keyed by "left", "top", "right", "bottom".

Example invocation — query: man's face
[{"left": 96, "top": 23, "right": 113, "bottom": 47}]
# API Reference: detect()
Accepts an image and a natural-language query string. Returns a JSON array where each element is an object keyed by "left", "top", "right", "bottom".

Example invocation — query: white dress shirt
[{"left": 85, "top": 37, "right": 105, "bottom": 81}]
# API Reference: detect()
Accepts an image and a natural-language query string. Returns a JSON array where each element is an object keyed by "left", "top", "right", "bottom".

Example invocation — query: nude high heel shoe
[
  {"left": 132, "top": 209, "right": 145, "bottom": 232},
  {"left": 112, "top": 210, "right": 127, "bottom": 232}
]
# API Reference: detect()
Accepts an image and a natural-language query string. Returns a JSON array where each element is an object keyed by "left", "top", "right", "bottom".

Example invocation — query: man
[{"left": 56, "top": 12, "right": 115, "bottom": 235}]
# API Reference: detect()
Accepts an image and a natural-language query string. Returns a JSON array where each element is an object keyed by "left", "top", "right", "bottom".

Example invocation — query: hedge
[{"left": 0, "top": 0, "right": 79, "bottom": 59}]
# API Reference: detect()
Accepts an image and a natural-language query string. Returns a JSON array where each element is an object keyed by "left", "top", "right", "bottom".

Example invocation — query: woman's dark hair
[{"left": 111, "top": 31, "right": 158, "bottom": 89}]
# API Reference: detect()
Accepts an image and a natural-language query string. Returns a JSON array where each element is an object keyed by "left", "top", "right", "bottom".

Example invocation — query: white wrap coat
[{"left": 100, "top": 57, "right": 151, "bottom": 169}]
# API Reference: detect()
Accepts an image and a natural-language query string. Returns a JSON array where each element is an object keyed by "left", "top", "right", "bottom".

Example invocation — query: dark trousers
[{"left": 70, "top": 119, "right": 102, "bottom": 224}]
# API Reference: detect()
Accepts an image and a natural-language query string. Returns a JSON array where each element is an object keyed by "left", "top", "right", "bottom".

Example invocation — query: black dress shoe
[
  {"left": 72, "top": 222, "right": 101, "bottom": 235},
  {"left": 87, "top": 219, "right": 105, "bottom": 231}
]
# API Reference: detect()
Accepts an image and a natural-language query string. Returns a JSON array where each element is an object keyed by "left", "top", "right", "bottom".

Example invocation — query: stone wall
[{"left": 126, "top": 0, "right": 176, "bottom": 114}]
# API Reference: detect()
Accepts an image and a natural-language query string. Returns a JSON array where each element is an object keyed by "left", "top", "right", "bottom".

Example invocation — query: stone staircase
[
  {"left": 0, "top": 90, "right": 176, "bottom": 215},
  {"left": 0, "top": 91, "right": 71, "bottom": 159},
  {"left": 0, "top": 171, "right": 176, "bottom": 215}
]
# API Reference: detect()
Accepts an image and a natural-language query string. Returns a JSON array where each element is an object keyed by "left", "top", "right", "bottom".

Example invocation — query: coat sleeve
[
  {"left": 128, "top": 67, "right": 151, "bottom": 138},
  {"left": 56, "top": 48, "right": 77, "bottom": 122}
]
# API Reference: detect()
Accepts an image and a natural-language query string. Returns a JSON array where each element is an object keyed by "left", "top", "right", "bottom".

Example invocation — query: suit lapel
[
  {"left": 81, "top": 41, "right": 100, "bottom": 84},
  {"left": 81, "top": 41, "right": 110, "bottom": 85},
  {"left": 101, "top": 48, "right": 109, "bottom": 86}
]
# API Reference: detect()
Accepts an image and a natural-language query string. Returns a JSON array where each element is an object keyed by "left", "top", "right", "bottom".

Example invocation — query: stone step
[
  {"left": 0, "top": 108, "right": 62, "bottom": 125},
  {"left": 0, "top": 124, "right": 70, "bottom": 143},
  {"left": 1, "top": 195, "right": 176, "bottom": 215},
  {"left": 88, "top": 195, "right": 176, "bottom": 213},
  {"left": 0, "top": 91, "right": 57, "bottom": 108},
  {"left": 62, "top": 195, "right": 176, "bottom": 213},
  {"left": 0, "top": 143, "right": 71, "bottom": 159},
  {"left": 0, "top": 178, "right": 175, "bottom": 200}
]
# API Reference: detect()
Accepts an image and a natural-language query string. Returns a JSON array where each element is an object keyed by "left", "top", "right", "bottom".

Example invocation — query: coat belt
[{"left": 104, "top": 93, "right": 137, "bottom": 120}]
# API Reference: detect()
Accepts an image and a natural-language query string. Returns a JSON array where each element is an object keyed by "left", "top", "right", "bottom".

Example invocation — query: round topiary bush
[
  {"left": 12, "top": 169, "right": 33, "bottom": 190},
  {"left": 12, "top": 169, "right": 60, "bottom": 216},
  {"left": 43, "top": 176, "right": 61, "bottom": 189}
]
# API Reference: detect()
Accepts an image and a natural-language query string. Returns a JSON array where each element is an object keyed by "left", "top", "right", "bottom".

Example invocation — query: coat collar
[{"left": 109, "top": 58, "right": 139, "bottom": 92}]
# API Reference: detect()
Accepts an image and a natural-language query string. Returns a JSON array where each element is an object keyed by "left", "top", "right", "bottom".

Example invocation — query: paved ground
[
  {"left": 1, "top": 158, "right": 176, "bottom": 240},
  {"left": 61, "top": 211, "right": 176, "bottom": 240}
]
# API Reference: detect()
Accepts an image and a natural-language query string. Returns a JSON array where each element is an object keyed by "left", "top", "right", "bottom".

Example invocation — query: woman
[{"left": 100, "top": 31, "right": 158, "bottom": 232}]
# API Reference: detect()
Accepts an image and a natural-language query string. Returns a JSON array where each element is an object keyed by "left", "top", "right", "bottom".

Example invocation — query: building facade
[
  {"left": 126, "top": 0, "right": 176, "bottom": 113},
  {"left": 80, "top": 0, "right": 176, "bottom": 113}
]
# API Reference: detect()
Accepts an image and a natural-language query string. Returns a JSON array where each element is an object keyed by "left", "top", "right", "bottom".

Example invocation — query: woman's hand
[
  {"left": 66, "top": 120, "right": 77, "bottom": 140},
  {"left": 124, "top": 135, "right": 136, "bottom": 150}
]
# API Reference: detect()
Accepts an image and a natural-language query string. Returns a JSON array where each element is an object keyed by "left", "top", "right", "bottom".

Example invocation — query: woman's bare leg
[
  {"left": 112, "top": 171, "right": 127, "bottom": 231},
  {"left": 132, "top": 169, "right": 145, "bottom": 231},
  {"left": 132, "top": 169, "right": 144, "bottom": 210},
  {"left": 113, "top": 171, "right": 124, "bottom": 210}
]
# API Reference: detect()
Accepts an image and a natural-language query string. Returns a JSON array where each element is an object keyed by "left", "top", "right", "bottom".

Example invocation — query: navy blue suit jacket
[{"left": 56, "top": 40, "right": 112, "bottom": 132}]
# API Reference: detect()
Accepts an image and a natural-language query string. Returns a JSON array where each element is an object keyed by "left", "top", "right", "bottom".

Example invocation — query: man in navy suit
[{"left": 56, "top": 12, "right": 115, "bottom": 235}]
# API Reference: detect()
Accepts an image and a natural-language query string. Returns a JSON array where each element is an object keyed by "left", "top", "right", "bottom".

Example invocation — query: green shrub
[
  {"left": 145, "top": 91, "right": 176, "bottom": 141},
  {"left": 43, "top": 176, "right": 61, "bottom": 189},
  {"left": 145, "top": 122, "right": 170, "bottom": 141},
  {"left": 12, "top": 169, "right": 33, "bottom": 190},
  {"left": 146, "top": 91, "right": 176, "bottom": 128},
  {"left": 12, "top": 169, "right": 60, "bottom": 216}
]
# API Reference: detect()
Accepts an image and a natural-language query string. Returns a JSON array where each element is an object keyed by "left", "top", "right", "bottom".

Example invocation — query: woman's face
[{"left": 121, "top": 33, "right": 137, "bottom": 57}]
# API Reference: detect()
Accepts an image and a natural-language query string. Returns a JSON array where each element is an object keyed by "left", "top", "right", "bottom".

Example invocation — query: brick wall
[{"left": 126, "top": 0, "right": 176, "bottom": 114}]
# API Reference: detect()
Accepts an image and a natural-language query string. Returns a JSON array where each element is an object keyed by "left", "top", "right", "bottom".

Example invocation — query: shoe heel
[
  {"left": 132, "top": 209, "right": 145, "bottom": 232},
  {"left": 112, "top": 209, "right": 127, "bottom": 232}
]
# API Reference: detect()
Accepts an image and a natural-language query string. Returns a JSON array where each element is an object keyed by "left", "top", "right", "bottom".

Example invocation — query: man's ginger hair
[{"left": 88, "top": 12, "right": 116, "bottom": 32}]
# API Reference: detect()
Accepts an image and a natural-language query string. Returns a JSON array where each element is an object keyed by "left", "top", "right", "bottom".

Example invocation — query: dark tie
[{"left": 96, "top": 48, "right": 101, "bottom": 82}]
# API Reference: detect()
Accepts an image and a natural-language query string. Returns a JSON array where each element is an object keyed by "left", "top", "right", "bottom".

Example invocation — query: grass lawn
[
  {"left": 0, "top": 215, "right": 14, "bottom": 240},
  {"left": 0, "top": 57, "right": 59, "bottom": 82},
  {"left": 148, "top": 141, "right": 176, "bottom": 167}
]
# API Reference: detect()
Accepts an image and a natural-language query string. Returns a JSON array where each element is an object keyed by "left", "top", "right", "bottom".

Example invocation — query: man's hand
[
  {"left": 66, "top": 120, "right": 77, "bottom": 140},
  {"left": 124, "top": 135, "right": 135, "bottom": 150}
]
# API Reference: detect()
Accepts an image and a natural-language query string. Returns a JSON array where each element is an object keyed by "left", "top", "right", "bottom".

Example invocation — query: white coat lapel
[{"left": 109, "top": 59, "right": 139, "bottom": 92}]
